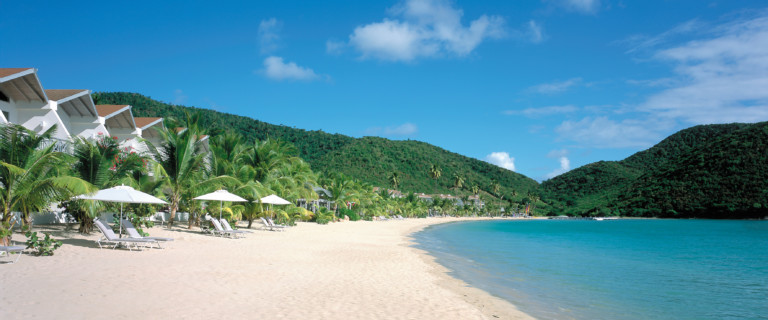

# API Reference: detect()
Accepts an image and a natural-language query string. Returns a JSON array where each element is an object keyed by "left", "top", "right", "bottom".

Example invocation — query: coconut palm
[
  {"left": 0, "top": 124, "right": 93, "bottom": 227},
  {"left": 389, "top": 172, "right": 400, "bottom": 190},
  {"left": 490, "top": 179, "right": 501, "bottom": 196},
  {"left": 66, "top": 135, "right": 147, "bottom": 233},
  {"left": 471, "top": 184, "right": 479, "bottom": 196},
  {"left": 429, "top": 163, "right": 442, "bottom": 180},
  {"left": 146, "top": 112, "right": 236, "bottom": 228},
  {"left": 453, "top": 173, "right": 465, "bottom": 190}
]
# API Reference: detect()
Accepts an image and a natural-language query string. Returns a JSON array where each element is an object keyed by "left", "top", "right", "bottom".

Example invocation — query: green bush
[
  {"left": 315, "top": 208, "right": 335, "bottom": 225},
  {"left": 25, "top": 230, "right": 62, "bottom": 256},
  {"left": 338, "top": 208, "right": 360, "bottom": 221}
]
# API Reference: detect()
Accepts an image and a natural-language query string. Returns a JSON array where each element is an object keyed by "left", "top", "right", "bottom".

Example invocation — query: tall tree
[
  {"left": 0, "top": 124, "right": 93, "bottom": 226},
  {"left": 147, "top": 112, "right": 234, "bottom": 228},
  {"left": 429, "top": 163, "right": 442, "bottom": 180},
  {"left": 453, "top": 173, "right": 465, "bottom": 190},
  {"left": 67, "top": 134, "right": 146, "bottom": 233},
  {"left": 389, "top": 172, "right": 400, "bottom": 190}
]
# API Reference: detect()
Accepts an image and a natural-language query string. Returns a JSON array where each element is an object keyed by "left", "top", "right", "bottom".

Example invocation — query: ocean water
[{"left": 413, "top": 219, "right": 768, "bottom": 320}]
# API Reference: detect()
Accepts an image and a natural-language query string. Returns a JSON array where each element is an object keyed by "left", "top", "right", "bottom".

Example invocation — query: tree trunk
[
  {"left": 168, "top": 206, "right": 176, "bottom": 228},
  {"left": 79, "top": 216, "right": 94, "bottom": 234},
  {"left": 247, "top": 217, "right": 253, "bottom": 229}
]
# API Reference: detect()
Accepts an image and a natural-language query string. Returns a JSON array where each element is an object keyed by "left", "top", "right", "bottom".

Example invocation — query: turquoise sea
[{"left": 413, "top": 219, "right": 768, "bottom": 320}]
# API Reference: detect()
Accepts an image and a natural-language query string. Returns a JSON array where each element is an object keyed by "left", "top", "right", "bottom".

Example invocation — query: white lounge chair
[
  {"left": 93, "top": 219, "right": 155, "bottom": 251},
  {"left": 120, "top": 219, "right": 174, "bottom": 248},
  {"left": 219, "top": 219, "right": 252, "bottom": 235},
  {"left": 209, "top": 218, "right": 243, "bottom": 238},
  {"left": 1, "top": 245, "right": 25, "bottom": 263},
  {"left": 259, "top": 217, "right": 273, "bottom": 231},
  {"left": 267, "top": 218, "right": 289, "bottom": 231}
]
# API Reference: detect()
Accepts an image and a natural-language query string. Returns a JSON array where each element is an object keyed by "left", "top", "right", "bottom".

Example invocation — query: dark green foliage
[
  {"left": 93, "top": 92, "right": 539, "bottom": 199},
  {"left": 543, "top": 122, "right": 768, "bottom": 218},
  {"left": 315, "top": 208, "right": 335, "bottom": 225},
  {"left": 338, "top": 208, "right": 360, "bottom": 221},
  {"left": 24, "top": 230, "right": 63, "bottom": 256}
]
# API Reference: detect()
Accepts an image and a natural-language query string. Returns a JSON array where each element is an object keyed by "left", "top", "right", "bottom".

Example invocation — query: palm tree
[
  {"left": 471, "top": 184, "right": 479, "bottom": 196},
  {"left": 429, "top": 163, "right": 442, "bottom": 180},
  {"left": 0, "top": 124, "right": 93, "bottom": 229},
  {"left": 453, "top": 173, "right": 465, "bottom": 190},
  {"left": 147, "top": 112, "right": 235, "bottom": 228},
  {"left": 389, "top": 172, "right": 400, "bottom": 190},
  {"left": 67, "top": 135, "right": 147, "bottom": 233},
  {"left": 528, "top": 193, "right": 540, "bottom": 216},
  {"left": 490, "top": 179, "right": 501, "bottom": 196}
]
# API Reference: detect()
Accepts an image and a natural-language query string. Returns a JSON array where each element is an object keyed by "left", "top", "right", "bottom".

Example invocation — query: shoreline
[
  {"left": 0, "top": 218, "right": 535, "bottom": 319},
  {"left": 403, "top": 218, "right": 535, "bottom": 320}
]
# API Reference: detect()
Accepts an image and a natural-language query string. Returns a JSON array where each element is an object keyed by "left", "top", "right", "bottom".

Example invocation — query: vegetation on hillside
[
  {"left": 543, "top": 122, "right": 768, "bottom": 218},
  {"left": 92, "top": 92, "right": 539, "bottom": 201}
]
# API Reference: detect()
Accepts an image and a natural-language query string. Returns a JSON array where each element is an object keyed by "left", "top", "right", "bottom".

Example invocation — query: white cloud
[
  {"left": 258, "top": 18, "right": 282, "bottom": 54},
  {"left": 485, "top": 152, "right": 516, "bottom": 171},
  {"left": 622, "top": 19, "right": 701, "bottom": 54},
  {"left": 550, "top": 0, "right": 601, "bottom": 14},
  {"left": 531, "top": 78, "right": 583, "bottom": 94},
  {"left": 527, "top": 20, "right": 545, "bottom": 43},
  {"left": 366, "top": 122, "right": 418, "bottom": 137},
  {"left": 262, "top": 56, "right": 321, "bottom": 81},
  {"left": 640, "top": 12, "right": 768, "bottom": 124},
  {"left": 547, "top": 149, "right": 569, "bottom": 158},
  {"left": 345, "top": 0, "right": 505, "bottom": 61},
  {"left": 546, "top": 156, "right": 571, "bottom": 179},
  {"left": 504, "top": 105, "right": 578, "bottom": 117},
  {"left": 555, "top": 116, "right": 673, "bottom": 148},
  {"left": 326, "top": 40, "right": 346, "bottom": 54}
]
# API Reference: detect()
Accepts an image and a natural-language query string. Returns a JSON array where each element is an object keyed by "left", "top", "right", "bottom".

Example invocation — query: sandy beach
[{"left": 1, "top": 218, "right": 533, "bottom": 320}]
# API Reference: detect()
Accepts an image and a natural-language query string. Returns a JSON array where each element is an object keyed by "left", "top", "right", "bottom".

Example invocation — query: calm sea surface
[{"left": 413, "top": 219, "right": 768, "bottom": 320}]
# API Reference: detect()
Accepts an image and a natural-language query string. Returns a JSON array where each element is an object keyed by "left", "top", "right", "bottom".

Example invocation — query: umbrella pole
[
  {"left": 119, "top": 203, "right": 124, "bottom": 238},
  {"left": 219, "top": 201, "right": 223, "bottom": 221}
]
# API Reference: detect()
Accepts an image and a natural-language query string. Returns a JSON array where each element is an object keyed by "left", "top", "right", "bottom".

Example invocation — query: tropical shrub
[
  {"left": 24, "top": 229, "right": 62, "bottom": 256},
  {"left": 315, "top": 208, "right": 335, "bottom": 225}
]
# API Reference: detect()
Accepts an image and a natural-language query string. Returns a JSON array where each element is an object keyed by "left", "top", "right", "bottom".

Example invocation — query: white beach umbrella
[
  {"left": 75, "top": 185, "right": 167, "bottom": 238},
  {"left": 194, "top": 189, "right": 248, "bottom": 220},
  {"left": 258, "top": 194, "right": 292, "bottom": 218},
  {"left": 259, "top": 194, "right": 291, "bottom": 205}
]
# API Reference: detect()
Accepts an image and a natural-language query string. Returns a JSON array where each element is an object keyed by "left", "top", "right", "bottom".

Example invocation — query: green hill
[
  {"left": 92, "top": 92, "right": 538, "bottom": 198},
  {"left": 542, "top": 122, "right": 768, "bottom": 218}
]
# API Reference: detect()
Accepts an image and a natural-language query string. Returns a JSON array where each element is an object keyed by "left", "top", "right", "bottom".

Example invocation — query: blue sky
[{"left": 3, "top": 0, "right": 768, "bottom": 181}]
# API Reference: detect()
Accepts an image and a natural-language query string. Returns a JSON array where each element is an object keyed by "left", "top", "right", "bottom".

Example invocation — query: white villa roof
[
  {"left": 0, "top": 68, "right": 48, "bottom": 102},
  {"left": 133, "top": 117, "right": 163, "bottom": 138},
  {"left": 96, "top": 104, "right": 136, "bottom": 129},
  {"left": 45, "top": 89, "right": 98, "bottom": 117}
]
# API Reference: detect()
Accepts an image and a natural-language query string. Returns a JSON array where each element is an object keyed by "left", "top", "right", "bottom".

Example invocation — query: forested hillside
[
  {"left": 543, "top": 122, "right": 768, "bottom": 218},
  {"left": 93, "top": 92, "right": 538, "bottom": 198}
]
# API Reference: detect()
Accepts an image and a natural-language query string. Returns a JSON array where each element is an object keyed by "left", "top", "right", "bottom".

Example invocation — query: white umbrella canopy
[
  {"left": 259, "top": 194, "right": 291, "bottom": 205},
  {"left": 75, "top": 185, "right": 167, "bottom": 237},
  {"left": 194, "top": 189, "right": 248, "bottom": 220}
]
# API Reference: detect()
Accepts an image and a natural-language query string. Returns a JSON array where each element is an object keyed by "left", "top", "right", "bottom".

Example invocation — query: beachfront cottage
[{"left": 0, "top": 67, "right": 177, "bottom": 224}]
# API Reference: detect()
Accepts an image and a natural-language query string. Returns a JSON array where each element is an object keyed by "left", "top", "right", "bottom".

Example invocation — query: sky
[{"left": 2, "top": 0, "right": 768, "bottom": 181}]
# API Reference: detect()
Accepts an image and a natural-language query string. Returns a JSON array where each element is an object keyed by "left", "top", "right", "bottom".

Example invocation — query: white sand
[{"left": 0, "top": 218, "right": 534, "bottom": 319}]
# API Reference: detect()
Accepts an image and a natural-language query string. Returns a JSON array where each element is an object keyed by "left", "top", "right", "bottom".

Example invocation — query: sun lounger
[
  {"left": 259, "top": 217, "right": 273, "bottom": 231},
  {"left": 120, "top": 219, "right": 174, "bottom": 248},
  {"left": 93, "top": 219, "right": 156, "bottom": 251},
  {"left": 267, "top": 218, "right": 289, "bottom": 231},
  {"left": 209, "top": 218, "right": 243, "bottom": 238},
  {"left": 396, "top": 215, "right": 405, "bottom": 220},
  {"left": 0, "top": 245, "right": 25, "bottom": 263},
  {"left": 219, "top": 218, "right": 252, "bottom": 235},
  {"left": 379, "top": 215, "right": 389, "bottom": 221}
]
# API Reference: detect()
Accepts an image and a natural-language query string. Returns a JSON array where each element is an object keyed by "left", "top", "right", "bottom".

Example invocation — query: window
[
  {"left": 2, "top": 111, "right": 8, "bottom": 122},
  {"left": 0, "top": 90, "right": 8, "bottom": 102}
]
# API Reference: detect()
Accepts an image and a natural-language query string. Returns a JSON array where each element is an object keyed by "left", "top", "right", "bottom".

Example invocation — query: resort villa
[{"left": 0, "top": 68, "right": 167, "bottom": 223}]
